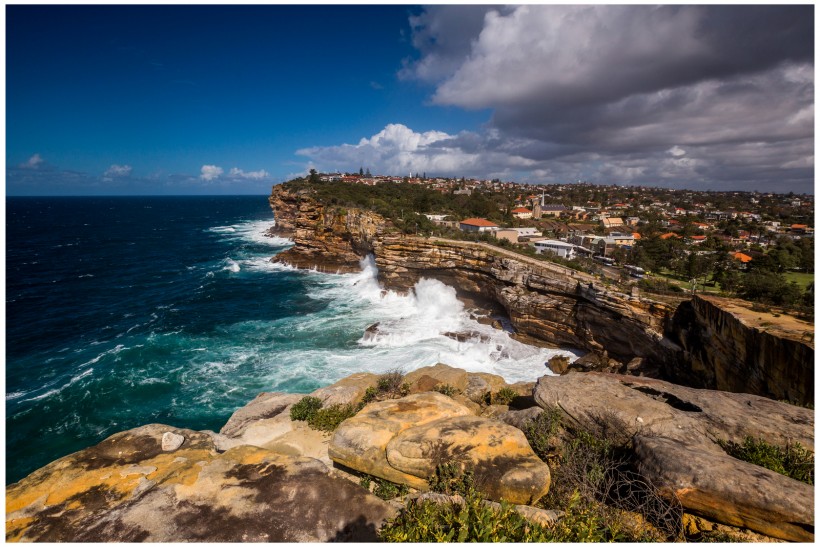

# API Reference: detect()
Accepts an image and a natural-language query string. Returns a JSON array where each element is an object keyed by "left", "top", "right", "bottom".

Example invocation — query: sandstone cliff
[
  {"left": 269, "top": 184, "right": 814, "bottom": 406},
  {"left": 269, "top": 184, "right": 678, "bottom": 368},
  {"left": 668, "top": 294, "right": 814, "bottom": 406}
]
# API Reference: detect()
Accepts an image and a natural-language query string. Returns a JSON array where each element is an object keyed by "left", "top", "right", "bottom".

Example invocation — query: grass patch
[
  {"left": 718, "top": 436, "right": 814, "bottom": 485},
  {"left": 783, "top": 271, "right": 814, "bottom": 289}
]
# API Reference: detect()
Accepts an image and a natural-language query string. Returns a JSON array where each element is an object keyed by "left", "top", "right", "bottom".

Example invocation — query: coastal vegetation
[{"left": 717, "top": 436, "right": 814, "bottom": 485}]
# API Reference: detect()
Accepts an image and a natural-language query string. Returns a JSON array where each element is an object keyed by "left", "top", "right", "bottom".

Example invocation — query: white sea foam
[
  {"left": 208, "top": 219, "right": 292, "bottom": 248},
  {"left": 223, "top": 258, "right": 241, "bottom": 273},
  {"left": 265, "top": 256, "right": 578, "bottom": 384}
]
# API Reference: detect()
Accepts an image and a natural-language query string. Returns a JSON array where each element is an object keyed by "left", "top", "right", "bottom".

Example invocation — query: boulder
[
  {"left": 6, "top": 424, "right": 395, "bottom": 542},
  {"left": 161, "top": 431, "right": 184, "bottom": 451},
  {"left": 404, "top": 364, "right": 469, "bottom": 393},
  {"left": 220, "top": 392, "right": 303, "bottom": 438},
  {"left": 547, "top": 355, "right": 570, "bottom": 374},
  {"left": 310, "top": 372, "right": 380, "bottom": 406},
  {"left": 329, "top": 393, "right": 550, "bottom": 504},
  {"left": 328, "top": 392, "right": 474, "bottom": 489},
  {"left": 386, "top": 415, "right": 551, "bottom": 504},
  {"left": 533, "top": 373, "right": 814, "bottom": 542}
]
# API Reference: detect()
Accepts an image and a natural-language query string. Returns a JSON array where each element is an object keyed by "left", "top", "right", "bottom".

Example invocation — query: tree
[
  {"left": 359, "top": 166, "right": 364, "bottom": 176},
  {"left": 308, "top": 168, "right": 320, "bottom": 184}
]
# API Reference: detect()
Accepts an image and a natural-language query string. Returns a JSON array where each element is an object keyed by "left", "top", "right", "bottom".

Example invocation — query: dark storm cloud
[
  {"left": 402, "top": 4, "right": 814, "bottom": 192},
  {"left": 298, "top": 5, "right": 813, "bottom": 192}
]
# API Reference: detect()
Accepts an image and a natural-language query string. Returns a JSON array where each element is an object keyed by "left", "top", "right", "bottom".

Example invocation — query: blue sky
[{"left": 6, "top": 5, "right": 814, "bottom": 195}]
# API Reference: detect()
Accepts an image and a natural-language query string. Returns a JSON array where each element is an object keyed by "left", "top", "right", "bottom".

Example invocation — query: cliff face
[
  {"left": 270, "top": 186, "right": 384, "bottom": 273},
  {"left": 269, "top": 185, "right": 677, "bottom": 367},
  {"left": 268, "top": 184, "right": 814, "bottom": 405},
  {"left": 668, "top": 295, "right": 814, "bottom": 406}
]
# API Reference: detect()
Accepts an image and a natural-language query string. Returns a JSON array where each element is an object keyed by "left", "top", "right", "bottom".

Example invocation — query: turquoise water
[{"left": 6, "top": 196, "right": 574, "bottom": 483}]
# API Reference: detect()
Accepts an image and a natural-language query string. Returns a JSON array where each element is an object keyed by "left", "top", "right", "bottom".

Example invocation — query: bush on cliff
[
  {"left": 379, "top": 486, "right": 554, "bottom": 542},
  {"left": 718, "top": 436, "right": 814, "bottom": 485},
  {"left": 528, "top": 408, "right": 682, "bottom": 541},
  {"left": 290, "top": 396, "right": 358, "bottom": 432},
  {"left": 290, "top": 396, "right": 323, "bottom": 421}
]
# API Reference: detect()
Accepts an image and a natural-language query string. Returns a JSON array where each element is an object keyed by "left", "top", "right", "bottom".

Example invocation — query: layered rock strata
[
  {"left": 668, "top": 294, "right": 814, "bottom": 406},
  {"left": 269, "top": 185, "right": 677, "bottom": 367},
  {"left": 269, "top": 185, "right": 815, "bottom": 405}
]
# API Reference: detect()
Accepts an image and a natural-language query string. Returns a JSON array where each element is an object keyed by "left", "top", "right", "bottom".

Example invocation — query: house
[
  {"left": 513, "top": 227, "right": 541, "bottom": 238},
  {"left": 601, "top": 217, "right": 624, "bottom": 229},
  {"left": 790, "top": 224, "right": 812, "bottom": 235},
  {"left": 511, "top": 207, "right": 533, "bottom": 219},
  {"left": 689, "top": 235, "right": 707, "bottom": 244},
  {"left": 540, "top": 204, "right": 566, "bottom": 217},
  {"left": 732, "top": 252, "right": 753, "bottom": 264},
  {"left": 533, "top": 239, "right": 588, "bottom": 259},
  {"left": 659, "top": 232, "right": 681, "bottom": 240},
  {"left": 459, "top": 218, "right": 499, "bottom": 233}
]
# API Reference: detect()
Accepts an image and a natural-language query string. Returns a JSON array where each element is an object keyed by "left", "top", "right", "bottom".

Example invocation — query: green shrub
[
  {"left": 524, "top": 406, "right": 563, "bottom": 461},
  {"left": 433, "top": 384, "right": 458, "bottom": 397},
  {"left": 306, "top": 403, "right": 359, "bottom": 432},
  {"left": 361, "top": 386, "right": 379, "bottom": 404},
  {"left": 377, "top": 370, "right": 406, "bottom": 393},
  {"left": 379, "top": 486, "right": 552, "bottom": 542},
  {"left": 359, "top": 475, "right": 372, "bottom": 491},
  {"left": 428, "top": 462, "right": 474, "bottom": 496},
  {"left": 373, "top": 477, "right": 409, "bottom": 500},
  {"left": 491, "top": 387, "right": 519, "bottom": 405},
  {"left": 289, "top": 396, "right": 323, "bottom": 422},
  {"left": 718, "top": 436, "right": 814, "bottom": 485}
]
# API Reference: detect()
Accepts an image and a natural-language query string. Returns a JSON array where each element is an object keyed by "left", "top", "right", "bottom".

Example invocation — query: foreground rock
[
  {"left": 6, "top": 424, "right": 395, "bottom": 542},
  {"left": 329, "top": 392, "right": 551, "bottom": 504},
  {"left": 534, "top": 373, "right": 814, "bottom": 542}
]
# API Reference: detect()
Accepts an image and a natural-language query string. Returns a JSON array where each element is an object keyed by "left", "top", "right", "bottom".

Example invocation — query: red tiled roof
[
  {"left": 660, "top": 232, "right": 681, "bottom": 240},
  {"left": 632, "top": 232, "right": 641, "bottom": 240},
  {"left": 733, "top": 252, "right": 752, "bottom": 263},
  {"left": 511, "top": 207, "right": 532, "bottom": 213},
  {"left": 460, "top": 218, "right": 499, "bottom": 227},
  {"left": 690, "top": 235, "right": 707, "bottom": 240}
]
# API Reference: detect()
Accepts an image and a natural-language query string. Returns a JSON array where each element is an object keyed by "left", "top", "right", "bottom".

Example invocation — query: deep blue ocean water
[{"left": 6, "top": 195, "right": 574, "bottom": 484}]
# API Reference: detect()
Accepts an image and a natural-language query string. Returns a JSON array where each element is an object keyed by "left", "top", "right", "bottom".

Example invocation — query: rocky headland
[
  {"left": 5, "top": 186, "right": 814, "bottom": 542},
  {"left": 269, "top": 183, "right": 814, "bottom": 406}
]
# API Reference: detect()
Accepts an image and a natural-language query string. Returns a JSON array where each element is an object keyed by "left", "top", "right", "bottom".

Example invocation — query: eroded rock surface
[
  {"left": 329, "top": 392, "right": 550, "bottom": 504},
  {"left": 6, "top": 424, "right": 395, "bottom": 542},
  {"left": 534, "top": 373, "right": 814, "bottom": 542}
]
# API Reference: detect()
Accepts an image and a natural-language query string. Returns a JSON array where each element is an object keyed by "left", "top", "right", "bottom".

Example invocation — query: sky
[{"left": 5, "top": 4, "right": 815, "bottom": 195}]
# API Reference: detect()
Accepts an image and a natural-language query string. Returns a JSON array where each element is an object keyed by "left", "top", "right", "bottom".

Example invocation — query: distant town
[{"left": 297, "top": 169, "right": 814, "bottom": 315}]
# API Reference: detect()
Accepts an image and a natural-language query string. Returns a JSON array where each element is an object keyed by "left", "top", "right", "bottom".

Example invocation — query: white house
[
  {"left": 514, "top": 227, "right": 541, "bottom": 238},
  {"left": 533, "top": 239, "right": 585, "bottom": 259}
]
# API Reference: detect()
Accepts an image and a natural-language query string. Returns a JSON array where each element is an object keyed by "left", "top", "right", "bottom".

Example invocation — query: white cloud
[
  {"left": 391, "top": 5, "right": 813, "bottom": 191},
  {"left": 200, "top": 165, "right": 224, "bottom": 181},
  {"left": 229, "top": 167, "right": 270, "bottom": 180},
  {"left": 104, "top": 164, "right": 132, "bottom": 177},
  {"left": 21, "top": 153, "right": 44, "bottom": 169}
]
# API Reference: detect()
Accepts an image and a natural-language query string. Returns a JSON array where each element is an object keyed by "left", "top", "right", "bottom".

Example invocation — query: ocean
[{"left": 5, "top": 195, "right": 575, "bottom": 484}]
